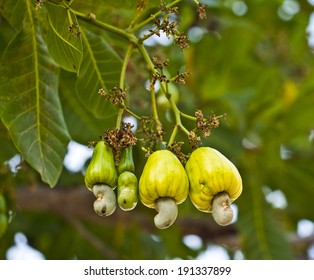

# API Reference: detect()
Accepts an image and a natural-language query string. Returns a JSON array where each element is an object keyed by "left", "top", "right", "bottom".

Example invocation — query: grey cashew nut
[
  {"left": 212, "top": 192, "right": 234, "bottom": 226},
  {"left": 92, "top": 184, "right": 116, "bottom": 216},
  {"left": 154, "top": 197, "right": 178, "bottom": 229}
]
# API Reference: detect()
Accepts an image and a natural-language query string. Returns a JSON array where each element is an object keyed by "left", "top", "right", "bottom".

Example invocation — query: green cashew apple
[
  {"left": 118, "top": 147, "right": 135, "bottom": 174},
  {"left": 0, "top": 194, "right": 8, "bottom": 238},
  {"left": 117, "top": 171, "right": 138, "bottom": 211},
  {"left": 85, "top": 141, "right": 118, "bottom": 216}
]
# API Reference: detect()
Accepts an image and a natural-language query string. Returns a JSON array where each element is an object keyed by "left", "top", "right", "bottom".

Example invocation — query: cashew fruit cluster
[
  {"left": 85, "top": 141, "right": 138, "bottom": 216},
  {"left": 139, "top": 147, "right": 242, "bottom": 228},
  {"left": 85, "top": 141, "right": 242, "bottom": 228},
  {"left": 0, "top": 194, "right": 8, "bottom": 238}
]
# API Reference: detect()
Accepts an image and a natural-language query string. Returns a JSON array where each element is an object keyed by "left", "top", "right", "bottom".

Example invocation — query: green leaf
[
  {"left": 279, "top": 159, "right": 314, "bottom": 222},
  {"left": 0, "top": 5, "right": 70, "bottom": 187},
  {"left": 45, "top": 2, "right": 83, "bottom": 73},
  {"left": 70, "top": 0, "right": 139, "bottom": 28},
  {"left": 236, "top": 155, "right": 294, "bottom": 259},
  {"left": 0, "top": 120, "right": 16, "bottom": 162},
  {"left": 0, "top": 18, "right": 16, "bottom": 62},
  {"left": 158, "top": 224, "right": 197, "bottom": 259},
  {"left": 59, "top": 70, "right": 116, "bottom": 144},
  {"left": 0, "top": 0, "right": 26, "bottom": 30},
  {"left": 75, "top": 28, "right": 121, "bottom": 118}
]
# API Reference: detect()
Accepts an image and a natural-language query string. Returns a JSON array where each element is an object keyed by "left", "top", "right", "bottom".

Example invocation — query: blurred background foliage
[{"left": 0, "top": 0, "right": 314, "bottom": 260}]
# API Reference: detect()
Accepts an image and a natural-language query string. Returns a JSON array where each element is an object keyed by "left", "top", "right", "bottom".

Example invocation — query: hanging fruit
[
  {"left": 185, "top": 147, "right": 243, "bottom": 226},
  {"left": 0, "top": 194, "right": 8, "bottom": 238},
  {"left": 85, "top": 140, "right": 118, "bottom": 216},
  {"left": 117, "top": 146, "right": 138, "bottom": 211},
  {"left": 117, "top": 171, "right": 138, "bottom": 211},
  {"left": 139, "top": 150, "right": 189, "bottom": 229},
  {"left": 118, "top": 147, "right": 135, "bottom": 174}
]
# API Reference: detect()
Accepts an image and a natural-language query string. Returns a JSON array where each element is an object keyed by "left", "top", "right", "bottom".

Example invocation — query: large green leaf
[
  {"left": 0, "top": 120, "right": 16, "bottom": 162},
  {"left": 0, "top": 18, "right": 16, "bottom": 66},
  {"left": 236, "top": 154, "right": 294, "bottom": 259},
  {"left": 0, "top": 4, "right": 70, "bottom": 187},
  {"left": 278, "top": 159, "right": 314, "bottom": 222},
  {"left": 59, "top": 70, "right": 116, "bottom": 144},
  {"left": 75, "top": 28, "right": 121, "bottom": 118},
  {"left": 0, "top": 0, "right": 26, "bottom": 30},
  {"left": 45, "top": 2, "right": 83, "bottom": 73},
  {"left": 70, "top": 0, "right": 160, "bottom": 29}
]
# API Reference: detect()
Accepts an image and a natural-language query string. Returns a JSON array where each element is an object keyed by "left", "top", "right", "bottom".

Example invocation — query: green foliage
[
  {"left": 76, "top": 28, "right": 121, "bottom": 118},
  {"left": 237, "top": 153, "right": 294, "bottom": 259},
  {"left": 0, "top": 0, "right": 27, "bottom": 30},
  {"left": 0, "top": 10, "right": 70, "bottom": 186},
  {"left": 59, "top": 70, "right": 115, "bottom": 143},
  {"left": 46, "top": 2, "right": 83, "bottom": 72},
  {"left": 0, "top": 0, "right": 314, "bottom": 260}
]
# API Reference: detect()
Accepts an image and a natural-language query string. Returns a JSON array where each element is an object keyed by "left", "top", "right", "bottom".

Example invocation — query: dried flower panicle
[
  {"left": 174, "top": 71, "right": 190, "bottom": 84},
  {"left": 195, "top": 109, "right": 224, "bottom": 137},
  {"left": 188, "top": 131, "right": 201, "bottom": 150},
  {"left": 174, "top": 32, "right": 190, "bottom": 50},
  {"left": 195, "top": 109, "right": 206, "bottom": 131},
  {"left": 146, "top": 1, "right": 189, "bottom": 50},
  {"left": 146, "top": 57, "right": 173, "bottom": 91},
  {"left": 99, "top": 87, "right": 127, "bottom": 105},
  {"left": 153, "top": 57, "right": 169, "bottom": 70},
  {"left": 103, "top": 123, "right": 137, "bottom": 148},
  {"left": 160, "top": 1, "right": 179, "bottom": 14},
  {"left": 119, "top": 122, "right": 138, "bottom": 147},
  {"left": 184, "top": 110, "right": 224, "bottom": 150},
  {"left": 138, "top": 116, "right": 165, "bottom": 149},
  {"left": 197, "top": 3, "right": 207, "bottom": 20},
  {"left": 167, "top": 141, "right": 189, "bottom": 164},
  {"left": 102, "top": 123, "right": 137, "bottom": 164},
  {"left": 152, "top": 16, "right": 179, "bottom": 39},
  {"left": 35, "top": 0, "right": 46, "bottom": 10}
]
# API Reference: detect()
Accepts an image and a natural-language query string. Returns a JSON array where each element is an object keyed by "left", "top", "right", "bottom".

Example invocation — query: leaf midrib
[
  {"left": 81, "top": 30, "right": 105, "bottom": 88},
  {"left": 48, "top": 13, "right": 82, "bottom": 53},
  {"left": 26, "top": 1, "right": 43, "bottom": 161}
]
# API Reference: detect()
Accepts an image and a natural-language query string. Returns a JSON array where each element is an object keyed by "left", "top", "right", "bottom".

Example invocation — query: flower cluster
[
  {"left": 173, "top": 71, "right": 190, "bottom": 84},
  {"left": 188, "top": 131, "right": 201, "bottom": 150},
  {"left": 99, "top": 87, "right": 127, "bottom": 106},
  {"left": 167, "top": 141, "right": 189, "bottom": 164},
  {"left": 197, "top": 3, "right": 207, "bottom": 20},
  {"left": 138, "top": 116, "right": 165, "bottom": 151},
  {"left": 147, "top": 1, "right": 189, "bottom": 50},
  {"left": 186, "top": 110, "right": 224, "bottom": 151},
  {"left": 195, "top": 109, "right": 223, "bottom": 137},
  {"left": 153, "top": 57, "right": 169, "bottom": 70},
  {"left": 35, "top": 0, "right": 46, "bottom": 10},
  {"left": 102, "top": 123, "right": 137, "bottom": 163},
  {"left": 68, "top": 23, "right": 81, "bottom": 37}
]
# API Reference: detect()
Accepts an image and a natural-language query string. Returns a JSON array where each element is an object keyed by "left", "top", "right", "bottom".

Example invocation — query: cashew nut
[
  {"left": 92, "top": 184, "right": 116, "bottom": 216},
  {"left": 212, "top": 192, "right": 234, "bottom": 226},
  {"left": 154, "top": 197, "right": 178, "bottom": 229}
]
